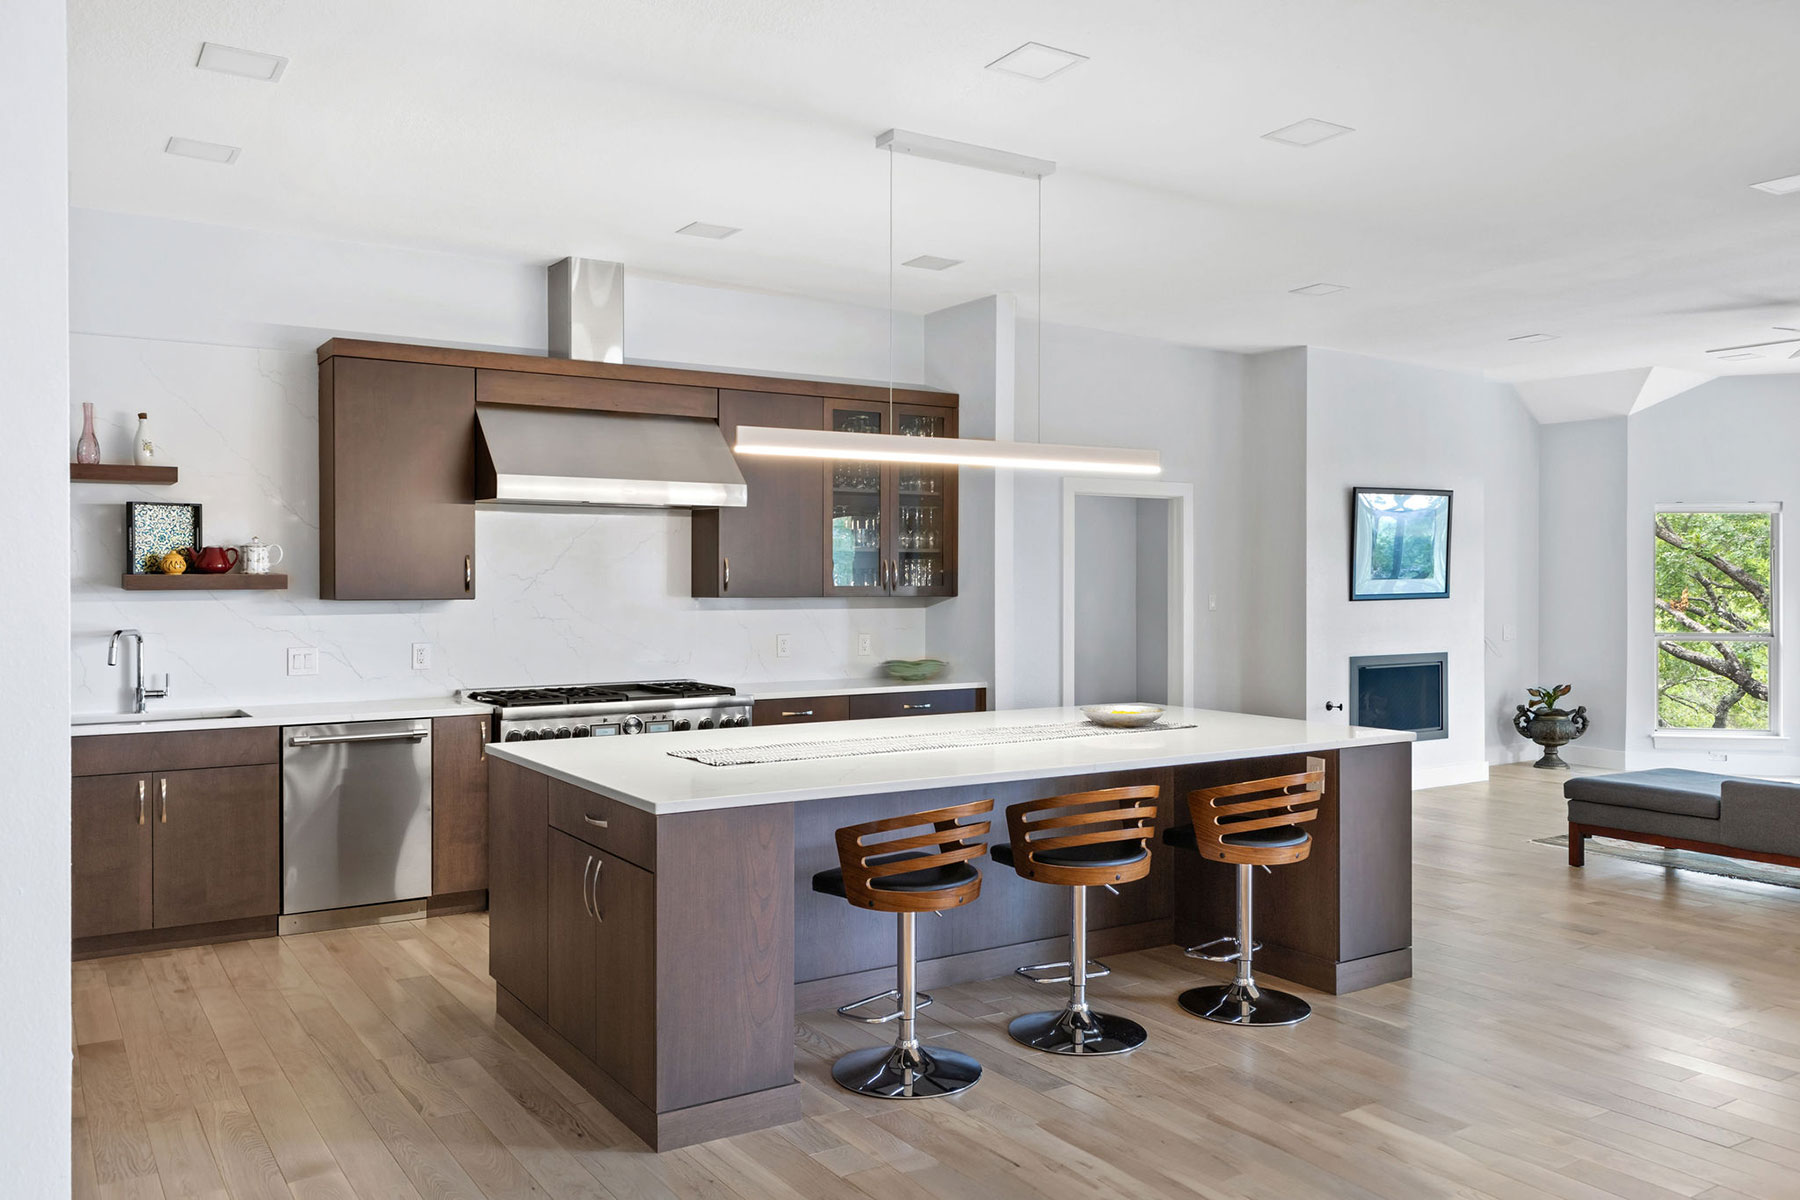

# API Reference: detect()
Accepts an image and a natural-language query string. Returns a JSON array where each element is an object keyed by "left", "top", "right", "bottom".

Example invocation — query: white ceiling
[{"left": 67, "top": 0, "right": 1800, "bottom": 396}]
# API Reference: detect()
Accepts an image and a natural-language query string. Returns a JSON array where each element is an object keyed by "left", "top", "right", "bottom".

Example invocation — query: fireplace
[{"left": 1349, "top": 652, "right": 1447, "bottom": 740}]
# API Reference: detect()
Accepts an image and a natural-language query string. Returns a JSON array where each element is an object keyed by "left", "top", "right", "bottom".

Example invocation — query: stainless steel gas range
[{"left": 462, "top": 680, "right": 752, "bottom": 743}]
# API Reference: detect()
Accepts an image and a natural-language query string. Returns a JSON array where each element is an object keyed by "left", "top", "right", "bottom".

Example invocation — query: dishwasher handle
[{"left": 288, "top": 727, "right": 430, "bottom": 748}]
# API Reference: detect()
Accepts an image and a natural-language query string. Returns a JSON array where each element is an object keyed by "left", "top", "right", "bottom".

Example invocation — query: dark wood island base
[{"left": 489, "top": 724, "right": 1413, "bottom": 1151}]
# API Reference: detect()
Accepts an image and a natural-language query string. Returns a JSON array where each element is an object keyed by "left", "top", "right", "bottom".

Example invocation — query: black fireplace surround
[{"left": 1349, "top": 652, "right": 1448, "bottom": 741}]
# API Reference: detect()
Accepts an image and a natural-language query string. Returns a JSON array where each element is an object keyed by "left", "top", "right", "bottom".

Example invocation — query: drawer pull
[
  {"left": 902, "top": 702, "right": 932, "bottom": 710},
  {"left": 138, "top": 778, "right": 146, "bottom": 826},
  {"left": 583, "top": 814, "right": 609, "bottom": 829},
  {"left": 781, "top": 710, "right": 814, "bottom": 718}
]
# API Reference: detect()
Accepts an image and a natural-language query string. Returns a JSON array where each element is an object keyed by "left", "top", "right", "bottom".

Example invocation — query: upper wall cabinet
[
  {"left": 692, "top": 391, "right": 824, "bottom": 597},
  {"left": 822, "top": 400, "right": 957, "bottom": 597},
  {"left": 320, "top": 357, "right": 477, "bottom": 600}
]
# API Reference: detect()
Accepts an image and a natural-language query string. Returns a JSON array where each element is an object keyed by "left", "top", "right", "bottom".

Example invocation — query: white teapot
[{"left": 239, "top": 536, "right": 285, "bottom": 575}]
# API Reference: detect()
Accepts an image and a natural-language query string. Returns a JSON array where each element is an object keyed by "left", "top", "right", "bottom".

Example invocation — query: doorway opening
[{"left": 1060, "top": 480, "right": 1194, "bottom": 707}]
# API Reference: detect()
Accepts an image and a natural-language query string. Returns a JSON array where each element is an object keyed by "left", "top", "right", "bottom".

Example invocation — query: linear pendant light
[{"left": 734, "top": 128, "right": 1161, "bottom": 476}]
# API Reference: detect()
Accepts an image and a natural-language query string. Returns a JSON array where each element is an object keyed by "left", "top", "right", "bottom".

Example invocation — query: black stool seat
[
  {"left": 1163, "top": 823, "right": 1310, "bottom": 851},
  {"left": 991, "top": 840, "right": 1149, "bottom": 870},
  {"left": 812, "top": 849, "right": 980, "bottom": 898}
]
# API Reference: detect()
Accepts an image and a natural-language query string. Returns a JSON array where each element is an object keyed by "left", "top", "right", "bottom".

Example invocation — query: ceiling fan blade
[{"left": 1705, "top": 337, "right": 1800, "bottom": 353}]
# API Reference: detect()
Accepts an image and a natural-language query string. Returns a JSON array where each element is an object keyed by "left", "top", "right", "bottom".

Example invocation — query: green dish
[{"left": 882, "top": 658, "right": 948, "bottom": 682}]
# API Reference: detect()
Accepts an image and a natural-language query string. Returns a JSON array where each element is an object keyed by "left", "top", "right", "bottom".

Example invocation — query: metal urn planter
[{"left": 1513, "top": 683, "right": 1589, "bottom": 769}]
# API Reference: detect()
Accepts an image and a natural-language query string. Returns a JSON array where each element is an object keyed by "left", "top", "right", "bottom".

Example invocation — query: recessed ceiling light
[
  {"left": 1716, "top": 351, "right": 1762, "bottom": 360},
  {"left": 195, "top": 42, "right": 288, "bottom": 82},
  {"left": 903, "top": 255, "right": 963, "bottom": 271},
  {"left": 676, "top": 222, "right": 740, "bottom": 239},
  {"left": 986, "top": 42, "right": 1088, "bottom": 81},
  {"left": 1508, "top": 333, "right": 1559, "bottom": 344},
  {"left": 1262, "top": 118, "right": 1354, "bottom": 148},
  {"left": 164, "top": 136, "right": 239, "bottom": 165},
  {"left": 1750, "top": 173, "right": 1800, "bottom": 196},
  {"left": 1289, "top": 282, "right": 1348, "bottom": 296}
]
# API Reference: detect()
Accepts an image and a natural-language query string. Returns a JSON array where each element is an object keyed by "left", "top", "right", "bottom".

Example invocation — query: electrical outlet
[
  {"left": 1502, "top": 623, "right": 1518, "bottom": 642},
  {"left": 411, "top": 642, "right": 432, "bottom": 671},
  {"left": 775, "top": 634, "right": 791, "bottom": 659},
  {"left": 856, "top": 633, "right": 873, "bottom": 657},
  {"left": 287, "top": 647, "right": 319, "bottom": 677},
  {"left": 1207, "top": 593, "right": 1218, "bottom": 612},
  {"left": 1708, "top": 751, "right": 1729, "bottom": 762}
]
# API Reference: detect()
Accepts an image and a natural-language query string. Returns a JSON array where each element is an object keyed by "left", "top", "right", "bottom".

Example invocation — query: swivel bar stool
[
  {"left": 990, "top": 786, "right": 1158, "bottom": 1055},
  {"left": 1163, "top": 760, "right": 1323, "bottom": 1026},
  {"left": 811, "top": 799, "right": 993, "bottom": 1099}
]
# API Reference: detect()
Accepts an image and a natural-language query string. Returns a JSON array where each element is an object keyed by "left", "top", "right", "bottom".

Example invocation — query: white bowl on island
[{"left": 1080, "top": 703, "right": 1166, "bottom": 728}]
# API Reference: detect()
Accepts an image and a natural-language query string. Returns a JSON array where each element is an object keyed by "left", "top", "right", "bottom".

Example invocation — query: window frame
[{"left": 1651, "top": 503, "right": 1781, "bottom": 737}]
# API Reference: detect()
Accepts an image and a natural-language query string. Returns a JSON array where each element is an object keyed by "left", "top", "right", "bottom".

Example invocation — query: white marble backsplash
[{"left": 70, "top": 334, "right": 928, "bottom": 714}]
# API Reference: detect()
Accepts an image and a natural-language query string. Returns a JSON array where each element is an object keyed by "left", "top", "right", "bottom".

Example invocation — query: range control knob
[
  {"left": 573, "top": 726, "right": 593, "bottom": 737},
  {"left": 697, "top": 717, "right": 714, "bottom": 730},
  {"left": 728, "top": 714, "right": 749, "bottom": 728},
  {"left": 520, "top": 729, "right": 541, "bottom": 741},
  {"left": 553, "top": 726, "right": 573, "bottom": 738},
  {"left": 673, "top": 719, "right": 691, "bottom": 731},
  {"left": 504, "top": 730, "right": 524, "bottom": 742},
  {"left": 621, "top": 715, "right": 645, "bottom": 735}
]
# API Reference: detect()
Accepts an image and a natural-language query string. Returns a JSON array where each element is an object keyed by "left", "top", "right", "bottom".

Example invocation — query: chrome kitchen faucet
[{"left": 107, "top": 628, "right": 169, "bottom": 713}]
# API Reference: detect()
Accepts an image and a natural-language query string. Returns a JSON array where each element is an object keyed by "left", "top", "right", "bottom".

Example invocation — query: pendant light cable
[
  {"left": 887, "top": 143, "right": 895, "bottom": 427},
  {"left": 1036, "top": 171, "right": 1043, "bottom": 438}
]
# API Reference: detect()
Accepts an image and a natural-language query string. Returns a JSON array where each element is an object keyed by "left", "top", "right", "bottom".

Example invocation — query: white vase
[{"left": 133, "top": 412, "right": 157, "bottom": 467}]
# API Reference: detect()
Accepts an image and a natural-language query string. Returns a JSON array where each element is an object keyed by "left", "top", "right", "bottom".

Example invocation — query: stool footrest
[
  {"left": 1183, "top": 935, "right": 1262, "bottom": 963},
  {"left": 1014, "top": 959, "right": 1110, "bottom": 986},
  {"left": 836, "top": 988, "right": 933, "bottom": 1024}
]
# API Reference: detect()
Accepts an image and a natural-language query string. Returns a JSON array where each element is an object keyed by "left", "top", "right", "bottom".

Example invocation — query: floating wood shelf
[
  {"left": 71, "top": 463, "right": 179, "bottom": 485},
  {"left": 120, "top": 573, "right": 288, "bottom": 591}
]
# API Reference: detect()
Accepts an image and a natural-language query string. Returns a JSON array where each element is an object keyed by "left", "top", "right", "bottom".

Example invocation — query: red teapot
[{"left": 183, "top": 545, "right": 240, "bottom": 574}]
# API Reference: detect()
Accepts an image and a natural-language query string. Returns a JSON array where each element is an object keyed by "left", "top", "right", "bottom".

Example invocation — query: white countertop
[
  {"left": 487, "top": 705, "right": 1414, "bottom": 815},
  {"left": 740, "top": 675, "right": 988, "bottom": 701},
  {"left": 70, "top": 696, "right": 491, "bottom": 737}
]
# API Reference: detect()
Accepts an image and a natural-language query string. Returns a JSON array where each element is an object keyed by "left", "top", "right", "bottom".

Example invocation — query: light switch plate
[
  {"left": 856, "top": 633, "right": 873, "bottom": 657},
  {"left": 287, "top": 647, "right": 319, "bottom": 677},
  {"left": 411, "top": 642, "right": 432, "bottom": 671},
  {"left": 775, "top": 634, "right": 791, "bottom": 659}
]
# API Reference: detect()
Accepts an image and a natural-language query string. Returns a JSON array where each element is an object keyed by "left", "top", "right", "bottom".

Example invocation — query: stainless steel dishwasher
[{"left": 281, "top": 719, "right": 432, "bottom": 928}]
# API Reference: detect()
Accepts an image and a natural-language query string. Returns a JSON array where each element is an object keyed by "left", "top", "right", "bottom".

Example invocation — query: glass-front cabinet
[{"left": 824, "top": 399, "right": 957, "bottom": 597}]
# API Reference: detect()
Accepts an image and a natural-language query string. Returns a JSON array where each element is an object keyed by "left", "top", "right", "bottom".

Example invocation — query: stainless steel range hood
[
  {"left": 471, "top": 255, "right": 746, "bottom": 509},
  {"left": 476, "top": 404, "right": 746, "bottom": 508}
]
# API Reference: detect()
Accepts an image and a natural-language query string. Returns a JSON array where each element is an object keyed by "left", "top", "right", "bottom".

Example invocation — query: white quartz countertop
[
  {"left": 740, "top": 676, "right": 988, "bottom": 701},
  {"left": 70, "top": 696, "right": 491, "bottom": 737},
  {"left": 487, "top": 705, "right": 1414, "bottom": 815}
]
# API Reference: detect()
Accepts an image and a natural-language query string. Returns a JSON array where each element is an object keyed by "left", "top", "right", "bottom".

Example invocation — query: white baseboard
[
  {"left": 1487, "top": 746, "right": 1536, "bottom": 766},
  {"left": 1414, "top": 761, "right": 1490, "bottom": 790}
]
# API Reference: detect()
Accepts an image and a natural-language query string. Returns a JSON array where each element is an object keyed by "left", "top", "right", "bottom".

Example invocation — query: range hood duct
[
  {"left": 476, "top": 405, "right": 746, "bottom": 509},
  {"left": 548, "top": 257, "right": 624, "bottom": 362}
]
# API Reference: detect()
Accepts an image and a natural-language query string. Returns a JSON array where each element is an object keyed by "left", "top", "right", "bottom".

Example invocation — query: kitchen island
[{"left": 486, "top": 706, "right": 1414, "bottom": 1150}]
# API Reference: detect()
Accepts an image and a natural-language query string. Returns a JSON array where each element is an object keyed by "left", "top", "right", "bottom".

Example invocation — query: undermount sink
[{"left": 71, "top": 707, "right": 254, "bottom": 727}]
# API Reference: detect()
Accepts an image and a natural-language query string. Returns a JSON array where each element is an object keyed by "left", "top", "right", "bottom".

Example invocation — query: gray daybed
[{"left": 1565, "top": 769, "right": 1800, "bottom": 869}]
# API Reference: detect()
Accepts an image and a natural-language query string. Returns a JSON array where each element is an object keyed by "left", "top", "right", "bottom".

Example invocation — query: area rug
[{"left": 1535, "top": 834, "right": 1800, "bottom": 890}]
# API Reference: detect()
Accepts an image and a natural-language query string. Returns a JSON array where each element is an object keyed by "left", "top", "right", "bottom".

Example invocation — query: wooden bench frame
[{"left": 1568, "top": 821, "right": 1800, "bottom": 870}]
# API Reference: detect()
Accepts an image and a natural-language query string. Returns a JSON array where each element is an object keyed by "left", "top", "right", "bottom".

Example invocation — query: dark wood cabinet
[
  {"left": 546, "top": 830, "right": 600, "bottom": 1060},
  {"left": 151, "top": 765, "right": 280, "bottom": 929},
  {"left": 432, "top": 716, "right": 490, "bottom": 896},
  {"left": 822, "top": 401, "right": 957, "bottom": 596},
  {"left": 750, "top": 695, "right": 851, "bottom": 726},
  {"left": 320, "top": 357, "right": 476, "bottom": 600},
  {"left": 593, "top": 850, "right": 656, "bottom": 1102},
  {"left": 489, "top": 760, "right": 549, "bottom": 1018},
  {"left": 847, "top": 687, "right": 983, "bottom": 720},
  {"left": 72, "top": 773, "right": 153, "bottom": 940},
  {"left": 692, "top": 391, "right": 824, "bottom": 597}
]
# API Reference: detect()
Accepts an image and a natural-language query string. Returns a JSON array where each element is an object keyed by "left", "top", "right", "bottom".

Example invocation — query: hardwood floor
[{"left": 73, "top": 766, "right": 1800, "bottom": 1199}]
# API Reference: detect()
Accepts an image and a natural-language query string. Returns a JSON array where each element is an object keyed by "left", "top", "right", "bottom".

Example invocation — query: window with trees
[{"left": 1654, "top": 508, "right": 1777, "bottom": 731}]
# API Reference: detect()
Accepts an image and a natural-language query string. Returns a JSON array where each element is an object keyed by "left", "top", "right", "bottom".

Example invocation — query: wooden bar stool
[
  {"left": 810, "top": 799, "right": 992, "bottom": 1099},
  {"left": 1163, "top": 760, "right": 1323, "bottom": 1026},
  {"left": 990, "top": 786, "right": 1158, "bottom": 1055}
]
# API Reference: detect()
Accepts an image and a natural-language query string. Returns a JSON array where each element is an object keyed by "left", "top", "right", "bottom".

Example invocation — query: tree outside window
[{"left": 1654, "top": 509, "right": 1777, "bottom": 731}]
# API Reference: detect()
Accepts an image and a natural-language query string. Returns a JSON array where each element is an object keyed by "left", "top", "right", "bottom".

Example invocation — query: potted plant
[{"left": 1512, "top": 684, "right": 1589, "bottom": 770}]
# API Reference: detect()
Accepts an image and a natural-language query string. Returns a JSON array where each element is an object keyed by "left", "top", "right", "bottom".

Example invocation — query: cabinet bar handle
[
  {"left": 781, "top": 710, "right": 814, "bottom": 718},
  {"left": 159, "top": 777, "right": 168, "bottom": 823},
  {"left": 583, "top": 814, "right": 609, "bottom": 829},
  {"left": 722, "top": 557, "right": 730, "bottom": 591},
  {"left": 465, "top": 555, "right": 472, "bottom": 592},
  {"left": 902, "top": 703, "right": 932, "bottom": 710},
  {"left": 581, "top": 855, "right": 596, "bottom": 918},
  {"left": 592, "top": 856, "right": 604, "bottom": 923},
  {"left": 138, "top": 778, "right": 146, "bottom": 825}
]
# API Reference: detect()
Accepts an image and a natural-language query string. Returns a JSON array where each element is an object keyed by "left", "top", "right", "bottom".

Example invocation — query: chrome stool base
[
  {"left": 1008, "top": 1006, "right": 1147, "bottom": 1056},
  {"left": 1179, "top": 981, "right": 1311, "bottom": 1027},
  {"left": 831, "top": 1042, "right": 982, "bottom": 1099}
]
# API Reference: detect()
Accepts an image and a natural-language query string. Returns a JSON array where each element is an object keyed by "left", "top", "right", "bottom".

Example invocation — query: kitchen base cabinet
[
  {"left": 489, "top": 762, "right": 797, "bottom": 1150},
  {"left": 152, "top": 765, "right": 280, "bottom": 929},
  {"left": 72, "top": 773, "right": 152, "bottom": 940},
  {"left": 432, "top": 715, "right": 490, "bottom": 899}
]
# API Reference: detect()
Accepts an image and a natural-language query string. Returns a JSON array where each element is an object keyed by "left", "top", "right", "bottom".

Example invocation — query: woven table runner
[{"left": 666, "top": 719, "right": 1194, "bottom": 768}]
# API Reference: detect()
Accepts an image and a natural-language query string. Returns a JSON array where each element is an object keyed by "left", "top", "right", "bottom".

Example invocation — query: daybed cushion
[
  {"left": 1565, "top": 800, "right": 1723, "bottom": 845},
  {"left": 1563, "top": 768, "right": 1728, "bottom": 821},
  {"left": 1720, "top": 778, "right": 1800, "bottom": 856}
]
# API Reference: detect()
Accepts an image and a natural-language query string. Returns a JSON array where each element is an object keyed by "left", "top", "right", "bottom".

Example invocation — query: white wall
[
  {"left": 1072, "top": 496, "right": 1143, "bottom": 704},
  {"left": 3, "top": 0, "right": 72, "bottom": 1190},
  {"left": 1539, "top": 417, "right": 1629, "bottom": 757},
  {"left": 69, "top": 211, "right": 935, "bottom": 711},
  {"left": 1135, "top": 500, "right": 1171, "bottom": 704},
  {"left": 1239, "top": 348, "right": 1309, "bottom": 718},
  {"left": 1302, "top": 349, "right": 1540, "bottom": 785}
]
